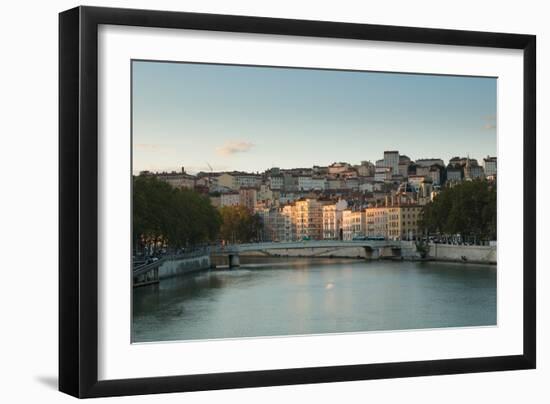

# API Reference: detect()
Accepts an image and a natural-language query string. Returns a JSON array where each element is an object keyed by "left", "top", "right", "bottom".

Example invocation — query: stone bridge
[{"left": 211, "top": 240, "right": 402, "bottom": 267}]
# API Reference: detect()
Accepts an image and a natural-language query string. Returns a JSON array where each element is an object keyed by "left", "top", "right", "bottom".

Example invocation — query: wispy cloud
[
  {"left": 216, "top": 141, "right": 255, "bottom": 156},
  {"left": 482, "top": 115, "right": 496, "bottom": 130}
]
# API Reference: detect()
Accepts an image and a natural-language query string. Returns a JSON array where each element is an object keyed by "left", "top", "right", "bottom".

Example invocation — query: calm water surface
[{"left": 132, "top": 258, "right": 496, "bottom": 342}]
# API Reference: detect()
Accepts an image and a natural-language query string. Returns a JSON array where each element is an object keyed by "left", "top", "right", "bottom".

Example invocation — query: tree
[
  {"left": 219, "top": 206, "right": 263, "bottom": 244},
  {"left": 133, "top": 175, "right": 221, "bottom": 254},
  {"left": 420, "top": 180, "right": 496, "bottom": 242}
]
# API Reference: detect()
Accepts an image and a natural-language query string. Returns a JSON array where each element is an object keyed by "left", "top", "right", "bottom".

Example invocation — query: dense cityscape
[{"left": 135, "top": 150, "right": 497, "bottom": 249}]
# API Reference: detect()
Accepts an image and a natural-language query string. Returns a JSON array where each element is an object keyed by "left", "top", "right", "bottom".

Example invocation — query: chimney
[{"left": 181, "top": 166, "right": 185, "bottom": 174}]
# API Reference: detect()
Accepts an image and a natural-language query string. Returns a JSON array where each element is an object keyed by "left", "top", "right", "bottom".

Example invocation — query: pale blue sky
[{"left": 132, "top": 60, "right": 496, "bottom": 174}]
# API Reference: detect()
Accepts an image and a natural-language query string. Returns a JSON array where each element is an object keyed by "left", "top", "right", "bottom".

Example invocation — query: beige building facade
[
  {"left": 292, "top": 198, "right": 328, "bottom": 240},
  {"left": 342, "top": 210, "right": 366, "bottom": 240},
  {"left": 239, "top": 187, "right": 258, "bottom": 212},
  {"left": 365, "top": 207, "right": 389, "bottom": 239},
  {"left": 365, "top": 204, "right": 422, "bottom": 240}
]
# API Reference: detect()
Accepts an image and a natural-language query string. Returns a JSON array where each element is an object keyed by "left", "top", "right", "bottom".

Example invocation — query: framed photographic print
[{"left": 59, "top": 6, "right": 536, "bottom": 398}]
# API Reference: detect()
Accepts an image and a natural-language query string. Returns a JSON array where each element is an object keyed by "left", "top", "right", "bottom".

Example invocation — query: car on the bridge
[{"left": 352, "top": 235, "right": 367, "bottom": 241}]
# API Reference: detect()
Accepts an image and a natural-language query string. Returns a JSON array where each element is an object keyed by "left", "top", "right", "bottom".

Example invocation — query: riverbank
[
  {"left": 237, "top": 242, "right": 497, "bottom": 265},
  {"left": 425, "top": 242, "right": 496, "bottom": 265},
  {"left": 158, "top": 254, "right": 211, "bottom": 278}
]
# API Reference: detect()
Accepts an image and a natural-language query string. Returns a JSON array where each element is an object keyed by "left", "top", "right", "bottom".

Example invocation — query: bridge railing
[
  {"left": 133, "top": 259, "right": 164, "bottom": 276},
  {"left": 210, "top": 240, "right": 401, "bottom": 254}
]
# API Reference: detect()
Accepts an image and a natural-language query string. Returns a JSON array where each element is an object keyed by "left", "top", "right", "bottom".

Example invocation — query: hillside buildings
[
  {"left": 147, "top": 167, "right": 196, "bottom": 189},
  {"left": 139, "top": 150, "right": 496, "bottom": 242}
]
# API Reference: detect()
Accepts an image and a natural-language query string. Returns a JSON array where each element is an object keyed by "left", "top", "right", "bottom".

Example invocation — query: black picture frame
[{"left": 59, "top": 5, "right": 536, "bottom": 398}]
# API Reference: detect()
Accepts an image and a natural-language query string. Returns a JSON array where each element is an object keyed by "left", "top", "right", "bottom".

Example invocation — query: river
[{"left": 132, "top": 257, "right": 496, "bottom": 343}]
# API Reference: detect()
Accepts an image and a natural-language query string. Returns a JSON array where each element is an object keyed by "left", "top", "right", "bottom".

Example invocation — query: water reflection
[{"left": 132, "top": 258, "right": 496, "bottom": 343}]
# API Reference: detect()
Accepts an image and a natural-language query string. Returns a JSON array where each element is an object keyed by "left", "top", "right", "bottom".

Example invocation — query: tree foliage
[
  {"left": 219, "top": 205, "right": 263, "bottom": 244},
  {"left": 133, "top": 176, "right": 221, "bottom": 253},
  {"left": 420, "top": 180, "right": 497, "bottom": 241}
]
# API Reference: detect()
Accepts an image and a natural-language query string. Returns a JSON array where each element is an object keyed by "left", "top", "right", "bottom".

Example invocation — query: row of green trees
[
  {"left": 133, "top": 176, "right": 221, "bottom": 253},
  {"left": 133, "top": 176, "right": 263, "bottom": 253},
  {"left": 420, "top": 180, "right": 497, "bottom": 242}
]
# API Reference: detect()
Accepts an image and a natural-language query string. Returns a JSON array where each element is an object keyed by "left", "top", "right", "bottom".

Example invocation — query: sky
[{"left": 132, "top": 60, "right": 496, "bottom": 174}]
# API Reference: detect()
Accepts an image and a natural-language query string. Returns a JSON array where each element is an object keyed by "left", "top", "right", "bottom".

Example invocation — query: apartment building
[
  {"left": 365, "top": 204, "right": 422, "bottom": 240},
  {"left": 342, "top": 209, "right": 366, "bottom": 240},
  {"left": 322, "top": 199, "right": 348, "bottom": 240},
  {"left": 293, "top": 198, "right": 328, "bottom": 240}
]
